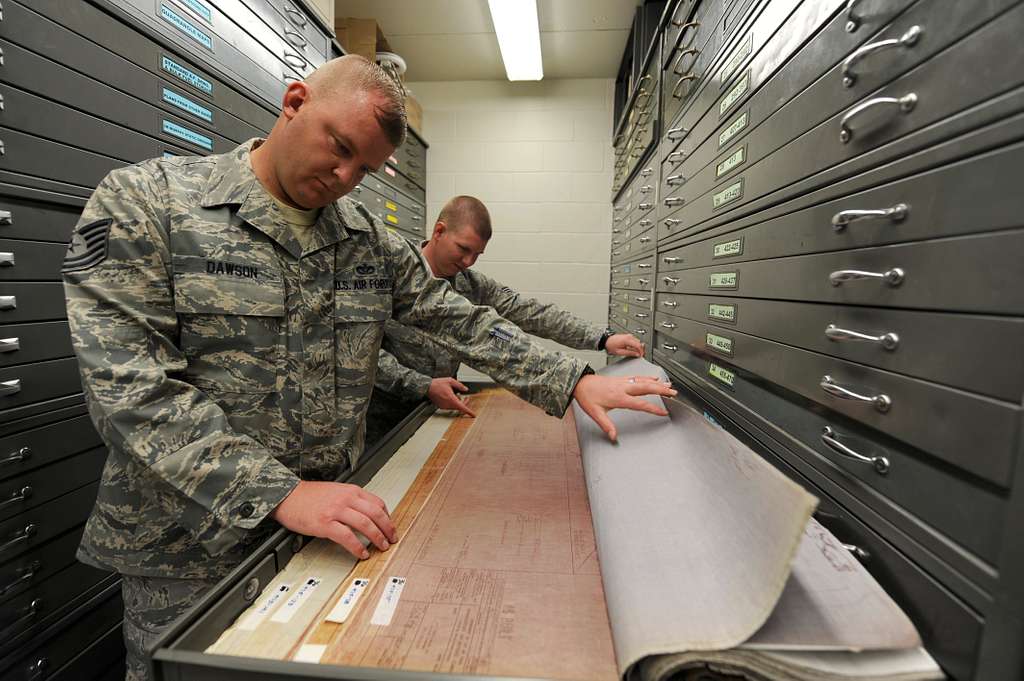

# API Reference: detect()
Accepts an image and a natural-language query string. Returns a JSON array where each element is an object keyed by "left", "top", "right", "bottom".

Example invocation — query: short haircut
[
  {"left": 438, "top": 196, "right": 492, "bottom": 240},
  {"left": 305, "top": 55, "right": 408, "bottom": 148}
]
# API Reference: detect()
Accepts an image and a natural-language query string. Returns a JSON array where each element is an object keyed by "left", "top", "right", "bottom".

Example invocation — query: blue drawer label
[
  {"left": 162, "top": 88, "right": 213, "bottom": 122},
  {"left": 161, "top": 56, "right": 213, "bottom": 94},
  {"left": 179, "top": 0, "right": 212, "bottom": 23},
  {"left": 161, "top": 3, "right": 213, "bottom": 50},
  {"left": 162, "top": 120, "right": 213, "bottom": 150},
  {"left": 163, "top": 151, "right": 179, "bottom": 158}
]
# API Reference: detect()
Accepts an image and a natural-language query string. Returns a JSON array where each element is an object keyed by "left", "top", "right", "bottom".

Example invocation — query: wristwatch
[{"left": 597, "top": 328, "right": 614, "bottom": 351}]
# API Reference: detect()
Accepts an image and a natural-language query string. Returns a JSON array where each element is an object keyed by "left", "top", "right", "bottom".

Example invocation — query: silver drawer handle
[
  {"left": 639, "top": 236, "right": 651, "bottom": 243},
  {"left": 664, "top": 218, "right": 681, "bottom": 229},
  {"left": 666, "top": 127, "right": 688, "bottom": 141},
  {"left": 638, "top": 219, "right": 652, "bottom": 227},
  {"left": 637, "top": 263, "right": 652, "bottom": 269},
  {"left": 0, "top": 252, "right": 14, "bottom": 267},
  {"left": 826, "top": 324, "right": 899, "bottom": 350},
  {"left": 822, "top": 426, "right": 890, "bottom": 474},
  {"left": 634, "top": 296, "right": 649, "bottom": 302},
  {"left": 634, "top": 328, "right": 648, "bottom": 336},
  {"left": 663, "top": 256, "right": 682, "bottom": 264},
  {"left": 673, "top": 47, "right": 699, "bottom": 75},
  {"left": 666, "top": 174, "right": 686, "bottom": 186},
  {"left": 661, "top": 321, "right": 677, "bottom": 330},
  {"left": 283, "top": 27, "right": 308, "bottom": 49},
  {"left": 664, "top": 197, "right": 684, "bottom": 206},
  {"left": 0, "top": 485, "right": 31, "bottom": 510},
  {"left": 662, "top": 342, "right": 679, "bottom": 351},
  {"left": 634, "top": 313, "right": 650, "bottom": 319},
  {"left": 640, "top": 167, "right": 653, "bottom": 177},
  {"left": 671, "top": 73, "right": 700, "bottom": 98},
  {"left": 829, "top": 267, "right": 904, "bottom": 287},
  {"left": 662, "top": 300, "right": 678, "bottom": 308},
  {"left": 820, "top": 375, "right": 891, "bottom": 412},
  {"left": 0, "top": 379, "right": 20, "bottom": 396},
  {"left": 639, "top": 203, "right": 654, "bottom": 210},
  {"left": 612, "top": 240, "right": 621, "bottom": 246},
  {"left": 283, "top": 4, "right": 307, "bottom": 27},
  {"left": 0, "top": 338, "right": 18, "bottom": 353},
  {"left": 0, "top": 524, "right": 36, "bottom": 556},
  {"left": 0, "top": 211, "right": 11, "bottom": 225},
  {"left": 8, "top": 598, "right": 43, "bottom": 632},
  {"left": 839, "top": 93, "right": 917, "bottom": 143},
  {"left": 842, "top": 26, "right": 922, "bottom": 88},
  {"left": 663, "top": 276, "right": 680, "bottom": 286},
  {"left": 0, "top": 560, "right": 40, "bottom": 598},
  {"left": 613, "top": 216, "right": 623, "bottom": 222},
  {"left": 832, "top": 203, "right": 908, "bottom": 230},
  {"left": 637, "top": 278, "right": 650, "bottom": 286},
  {"left": 667, "top": 150, "right": 687, "bottom": 163},
  {"left": 639, "top": 185, "right": 653, "bottom": 194},
  {"left": 612, "top": 228, "right": 621, "bottom": 234},
  {"left": 842, "top": 543, "right": 871, "bottom": 560},
  {"left": 0, "top": 296, "right": 15, "bottom": 310},
  {"left": 408, "top": 160, "right": 422, "bottom": 168},
  {"left": 844, "top": 0, "right": 864, "bottom": 32},
  {"left": 672, "top": 18, "right": 699, "bottom": 30},
  {"left": 282, "top": 50, "right": 308, "bottom": 70},
  {"left": 0, "top": 447, "right": 30, "bottom": 467}
]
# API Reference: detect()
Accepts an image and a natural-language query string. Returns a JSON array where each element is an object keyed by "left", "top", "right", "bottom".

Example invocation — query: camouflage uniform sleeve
[
  {"left": 464, "top": 270, "right": 604, "bottom": 350},
  {"left": 62, "top": 165, "right": 299, "bottom": 558},
  {"left": 381, "top": 229, "right": 586, "bottom": 417},
  {"left": 375, "top": 325, "right": 432, "bottom": 400}
]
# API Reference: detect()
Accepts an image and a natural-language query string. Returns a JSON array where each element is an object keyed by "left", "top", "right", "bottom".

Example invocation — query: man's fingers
[
  {"left": 324, "top": 522, "right": 369, "bottom": 560},
  {"left": 453, "top": 398, "right": 477, "bottom": 418},
  {"left": 451, "top": 379, "right": 469, "bottom": 393},
  {"left": 353, "top": 496, "right": 397, "bottom": 543},
  {"left": 582, "top": 402, "right": 618, "bottom": 442},
  {"left": 339, "top": 507, "right": 391, "bottom": 552},
  {"left": 625, "top": 396, "right": 670, "bottom": 417},
  {"left": 625, "top": 380, "right": 676, "bottom": 398}
]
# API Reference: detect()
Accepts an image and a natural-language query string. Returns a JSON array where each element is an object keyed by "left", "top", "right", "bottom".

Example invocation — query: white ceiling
[{"left": 334, "top": 0, "right": 640, "bottom": 81}]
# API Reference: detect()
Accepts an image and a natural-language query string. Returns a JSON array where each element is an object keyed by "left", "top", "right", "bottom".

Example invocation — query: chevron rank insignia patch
[{"left": 62, "top": 219, "right": 112, "bottom": 273}]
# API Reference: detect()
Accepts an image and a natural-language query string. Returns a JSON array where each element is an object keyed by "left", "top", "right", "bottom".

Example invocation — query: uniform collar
[{"left": 201, "top": 138, "right": 358, "bottom": 259}]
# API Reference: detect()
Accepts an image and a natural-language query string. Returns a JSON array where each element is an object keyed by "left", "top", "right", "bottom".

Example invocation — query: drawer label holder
[
  {"left": 160, "top": 3, "right": 213, "bottom": 51},
  {"left": 706, "top": 331, "right": 734, "bottom": 357},
  {"left": 719, "top": 110, "right": 749, "bottom": 149},
  {"left": 709, "top": 362, "right": 736, "bottom": 388},
  {"left": 708, "top": 303, "right": 737, "bottom": 324},
  {"left": 712, "top": 179, "right": 744, "bottom": 210},
  {"left": 713, "top": 238, "right": 743, "bottom": 259},
  {"left": 162, "top": 88, "right": 213, "bottom": 122},
  {"left": 709, "top": 271, "right": 739, "bottom": 290},
  {"left": 161, "top": 56, "right": 214, "bottom": 94}
]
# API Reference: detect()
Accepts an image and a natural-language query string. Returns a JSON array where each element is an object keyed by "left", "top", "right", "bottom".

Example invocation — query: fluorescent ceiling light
[{"left": 488, "top": 0, "right": 544, "bottom": 81}]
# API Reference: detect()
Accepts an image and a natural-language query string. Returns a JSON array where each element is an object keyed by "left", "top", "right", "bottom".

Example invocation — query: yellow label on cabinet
[
  {"left": 708, "top": 303, "right": 736, "bottom": 323},
  {"left": 709, "top": 271, "right": 738, "bottom": 289},
  {"left": 706, "top": 332, "right": 734, "bottom": 357},
  {"left": 385, "top": 201, "right": 397, "bottom": 211},
  {"left": 385, "top": 214, "right": 399, "bottom": 224},
  {"left": 709, "top": 362, "right": 736, "bottom": 387}
]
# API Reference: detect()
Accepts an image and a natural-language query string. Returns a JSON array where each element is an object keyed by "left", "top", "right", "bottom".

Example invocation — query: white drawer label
[
  {"left": 712, "top": 179, "right": 744, "bottom": 210},
  {"left": 326, "top": 578, "right": 370, "bottom": 623},
  {"left": 719, "top": 110, "right": 749, "bottom": 148},
  {"left": 709, "top": 362, "right": 736, "bottom": 387},
  {"left": 708, "top": 303, "right": 737, "bottom": 323},
  {"left": 706, "top": 332, "right": 734, "bottom": 357},
  {"left": 719, "top": 71, "right": 749, "bottom": 116},
  {"left": 709, "top": 271, "right": 738, "bottom": 289},
  {"left": 271, "top": 577, "right": 321, "bottom": 624},
  {"left": 713, "top": 238, "right": 743, "bottom": 258},
  {"left": 720, "top": 33, "right": 752, "bottom": 86},
  {"left": 371, "top": 576, "right": 407, "bottom": 626},
  {"left": 716, "top": 145, "right": 746, "bottom": 178}
]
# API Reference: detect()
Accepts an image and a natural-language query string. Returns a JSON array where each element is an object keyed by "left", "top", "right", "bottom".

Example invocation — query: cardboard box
[
  {"left": 334, "top": 17, "right": 391, "bottom": 62},
  {"left": 405, "top": 92, "right": 423, "bottom": 133}
]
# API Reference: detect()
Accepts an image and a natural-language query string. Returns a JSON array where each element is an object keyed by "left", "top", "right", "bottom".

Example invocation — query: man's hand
[
  {"left": 271, "top": 481, "right": 397, "bottom": 560},
  {"left": 573, "top": 373, "right": 676, "bottom": 442},
  {"left": 605, "top": 333, "right": 645, "bottom": 357},
  {"left": 427, "top": 377, "right": 477, "bottom": 417}
]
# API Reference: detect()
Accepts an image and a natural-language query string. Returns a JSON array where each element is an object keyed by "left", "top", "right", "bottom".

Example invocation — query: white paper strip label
[
  {"left": 326, "top": 578, "right": 370, "bottom": 623},
  {"left": 294, "top": 644, "right": 327, "bottom": 663},
  {"left": 270, "top": 577, "right": 321, "bottom": 624},
  {"left": 238, "top": 582, "right": 291, "bottom": 630},
  {"left": 370, "top": 576, "right": 407, "bottom": 626}
]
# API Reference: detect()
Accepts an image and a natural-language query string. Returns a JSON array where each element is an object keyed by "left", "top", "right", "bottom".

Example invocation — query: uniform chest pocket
[
  {"left": 173, "top": 268, "right": 286, "bottom": 394},
  {"left": 335, "top": 291, "right": 391, "bottom": 387}
]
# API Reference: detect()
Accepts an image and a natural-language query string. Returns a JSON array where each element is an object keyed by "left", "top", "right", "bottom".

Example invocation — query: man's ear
[
  {"left": 432, "top": 220, "right": 447, "bottom": 240},
  {"left": 282, "top": 82, "right": 311, "bottom": 121}
]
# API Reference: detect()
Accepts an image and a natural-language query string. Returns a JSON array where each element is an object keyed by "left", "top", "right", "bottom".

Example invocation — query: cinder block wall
[{"left": 405, "top": 78, "right": 614, "bottom": 377}]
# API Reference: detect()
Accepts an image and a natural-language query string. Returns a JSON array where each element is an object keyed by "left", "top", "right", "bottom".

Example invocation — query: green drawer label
[
  {"left": 162, "top": 88, "right": 213, "bottom": 122},
  {"left": 719, "top": 70, "right": 749, "bottom": 117},
  {"left": 713, "top": 238, "right": 743, "bottom": 259},
  {"left": 720, "top": 33, "right": 752, "bottom": 87},
  {"left": 162, "top": 119, "right": 213, "bottom": 150},
  {"left": 179, "top": 0, "right": 212, "bottom": 22},
  {"left": 716, "top": 145, "right": 746, "bottom": 178},
  {"left": 707, "top": 303, "right": 736, "bottom": 323},
  {"left": 709, "top": 362, "right": 736, "bottom": 388},
  {"left": 161, "top": 3, "right": 213, "bottom": 50},
  {"left": 719, "top": 110, "right": 749, "bottom": 148},
  {"left": 712, "top": 179, "right": 744, "bottom": 210},
  {"left": 709, "top": 271, "right": 738, "bottom": 289},
  {"left": 706, "top": 332, "right": 734, "bottom": 357},
  {"left": 161, "top": 56, "right": 213, "bottom": 94}
]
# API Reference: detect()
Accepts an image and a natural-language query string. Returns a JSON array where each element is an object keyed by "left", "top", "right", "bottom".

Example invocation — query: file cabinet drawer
[
  {"left": 0, "top": 415, "right": 104, "bottom": 483},
  {"left": 0, "top": 447, "right": 106, "bottom": 522}
]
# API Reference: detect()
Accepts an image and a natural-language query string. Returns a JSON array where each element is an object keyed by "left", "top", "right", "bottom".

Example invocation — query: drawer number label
[
  {"left": 161, "top": 56, "right": 213, "bottom": 94},
  {"left": 720, "top": 34, "right": 752, "bottom": 87},
  {"left": 706, "top": 332, "right": 734, "bottom": 357},
  {"left": 161, "top": 3, "right": 213, "bottom": 51},
  {"left": 712, "top": 179, "right": 744, "bottom": 210},
  {"left": 719, "top": 110, "right": 749, "bottom": 149},
  {"left": 713, "top": 238, "right": 743, "bottom": 259},
  {"left": 180, "top": 0, "right": 213, "bottom": 23},
  {"left": 162, "top": 88, "right": 213, "bottom": 122},
  {"left": 719, "top": 71, "right": 749, "bottom": 117},
  {"left": 709, "top": 362, "right": 736, "bottom": 388},
  {"left": 162, "top": 120, "right": 213, "bottom": 150},
  {"left": 385, "top": 214, "right": 399, "bottom": 224},
  {"left": 716, "top": 145, "right": 746, "bottom": 178},
  {"left": 707, "top": 303, "right": 736, "bottom": 323},
  {"left": 709, "top": 271, "right": 738, "bottom": 289}
]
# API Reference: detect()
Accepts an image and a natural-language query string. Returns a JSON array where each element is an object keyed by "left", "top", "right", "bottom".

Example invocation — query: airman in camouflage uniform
[
  {"left": 62, "top": 56, "right": 673, "bottom": 681},
  {"left": 366, "top": 196, "right": 646, "bottom": 445}
]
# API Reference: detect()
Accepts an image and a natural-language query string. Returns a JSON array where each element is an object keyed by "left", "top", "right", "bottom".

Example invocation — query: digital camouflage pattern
[{"left": 63, "top": 139, "right": 587, "bottom": 580}]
